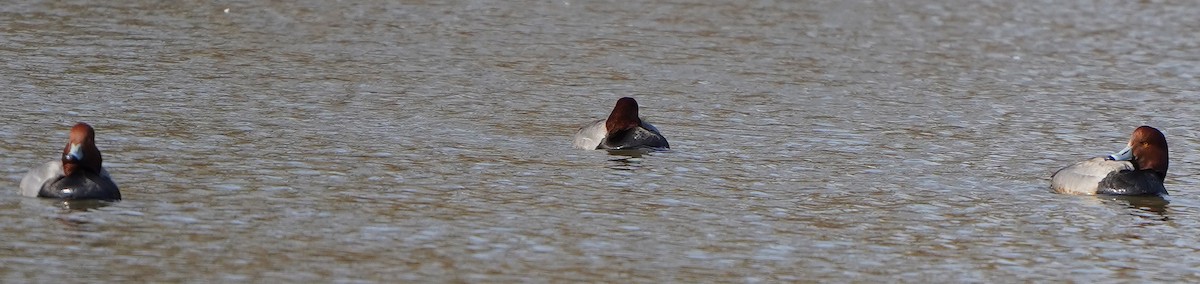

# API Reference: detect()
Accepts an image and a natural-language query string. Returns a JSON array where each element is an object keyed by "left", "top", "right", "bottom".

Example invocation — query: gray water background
[{"left": 3, "top": 0, "right": 1200, "bottom": 282}]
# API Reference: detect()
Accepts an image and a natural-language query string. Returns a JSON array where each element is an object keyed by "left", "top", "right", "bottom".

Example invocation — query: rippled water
[{"left": 4, "top": 0, "right": 1200, "bottom": 282}]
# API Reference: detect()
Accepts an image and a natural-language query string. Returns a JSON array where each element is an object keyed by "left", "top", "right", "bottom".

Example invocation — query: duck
[
  {"left": 572, "top": 97, "right": 669, "bottom": 150},
  {"left": 19, "top": 123, "right": 121, "bottom": 200},
  {"left": 1050, "top": 125, "right": 1168, "bottom": 196}
]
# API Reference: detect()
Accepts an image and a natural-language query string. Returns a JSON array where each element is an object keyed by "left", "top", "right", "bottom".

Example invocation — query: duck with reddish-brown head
[
  {"left": 572, "top": 97, "right": 669, "bottom": 150},
  {"left": 1051, "top": 126, "right": 1168, "bottom": 196},
  {"left": 20, "top": 123, "right": 121, "bottom": 200}
]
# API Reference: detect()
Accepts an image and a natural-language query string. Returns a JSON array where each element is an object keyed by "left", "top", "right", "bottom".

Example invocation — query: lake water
[{"left": 3, "top": 0, "right": 1200, "bottom": 282}]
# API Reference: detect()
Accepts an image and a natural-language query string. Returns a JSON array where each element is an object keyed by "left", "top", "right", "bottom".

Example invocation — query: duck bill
[
  {"left": 64, "top": 143, "right": 83, "bottom": 162},
  {"left": 1107, "top": 145, "right": 1133, "bottom": 161}
]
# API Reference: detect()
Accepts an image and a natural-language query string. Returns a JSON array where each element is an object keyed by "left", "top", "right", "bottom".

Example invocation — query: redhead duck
[
  {"left": 19, "top": 123, "right": 121, "bottom": 200},
  {"left": 572, "top": 97, "right": 669, "bottom": 150},
  {"left": 1051, "top": 126, "right": 1168, "bottom": 196}
]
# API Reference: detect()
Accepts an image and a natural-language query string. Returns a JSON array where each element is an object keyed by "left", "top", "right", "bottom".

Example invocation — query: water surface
[{"left": 3, "top": 0, "right": 1200, "bottom": 282}]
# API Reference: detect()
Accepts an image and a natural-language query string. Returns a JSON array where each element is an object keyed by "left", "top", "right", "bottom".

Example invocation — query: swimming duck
[
  {"left": 1050, "top": 126, "right": 1168, "bottom": 196},
  {"left": 19, "top": 123, "right": 121, "bottom": 200},
  {"left": 572, "top": 97, "right": 669, "bottom": 150}
]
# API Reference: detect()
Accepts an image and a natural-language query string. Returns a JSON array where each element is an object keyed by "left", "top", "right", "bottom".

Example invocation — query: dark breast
[
  {"left": 598, "top": 126, "right": 669, "bottom": 150},
  {"left": 1096, "top": 169, "right": 1167, "bottom": 196},
  {"left": 39, "top": 170, "right": 121, "bottom": 200}
]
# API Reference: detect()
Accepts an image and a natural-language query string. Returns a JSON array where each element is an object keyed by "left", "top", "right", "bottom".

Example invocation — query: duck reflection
[
  {"left": 57, "top": 199, "right": 114, "bottom": 211},
  {"left": 1099, "top": 195, "right": 1169, "bottom": 221},
  {"left": 607, "top": 148, "right": 664, "bottom": 171}
]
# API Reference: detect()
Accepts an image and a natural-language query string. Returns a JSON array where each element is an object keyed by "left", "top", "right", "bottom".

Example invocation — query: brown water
[{"left": 3, "top": 0, "right": 1200, "bottom": 282}]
